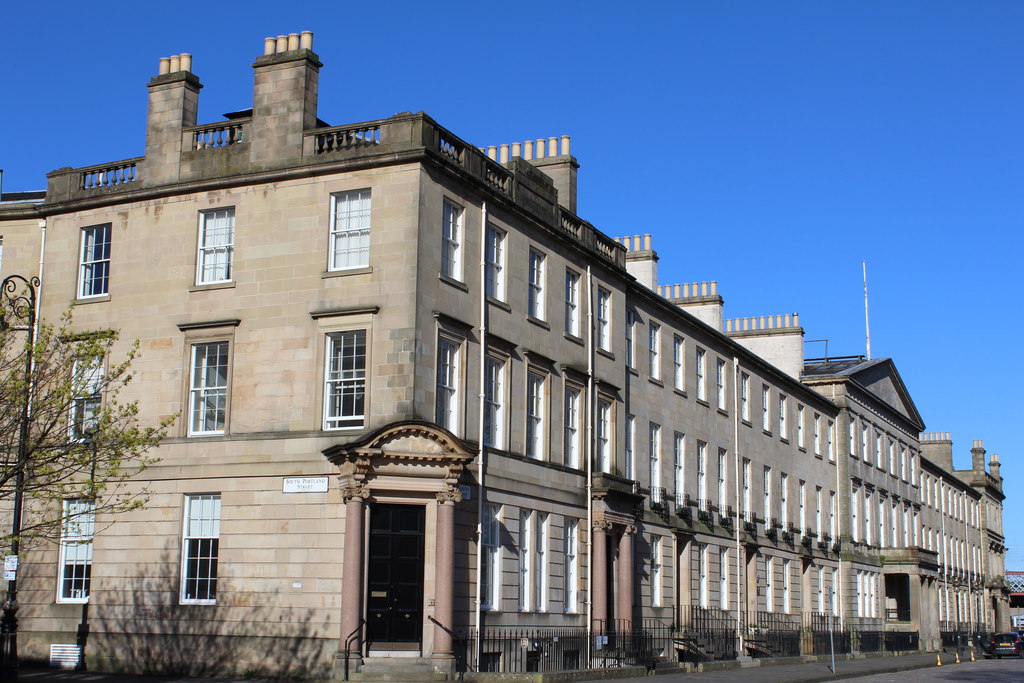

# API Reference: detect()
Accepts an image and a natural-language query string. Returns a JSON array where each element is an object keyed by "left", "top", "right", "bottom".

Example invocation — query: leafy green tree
[{"left": 0, "top": 303, "right": 171, "bottom": 545}]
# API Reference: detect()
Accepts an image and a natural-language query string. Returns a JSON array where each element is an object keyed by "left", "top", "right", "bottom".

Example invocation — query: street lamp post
[{"left": 0, "top": 274, "right": 40, "bottom": 681}]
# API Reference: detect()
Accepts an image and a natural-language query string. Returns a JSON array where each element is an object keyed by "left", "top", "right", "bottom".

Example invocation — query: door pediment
[{"left": 323, "top": 421, "right": 476, "bottom": 492}]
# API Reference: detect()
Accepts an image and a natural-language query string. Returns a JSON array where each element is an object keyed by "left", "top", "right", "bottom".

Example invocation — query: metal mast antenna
[{"left": 862, "top": 260, "right": 871, "bottom": 360}]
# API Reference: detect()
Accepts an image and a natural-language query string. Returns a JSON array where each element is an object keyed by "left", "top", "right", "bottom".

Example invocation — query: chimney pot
[
  {"left": 487, "top": 146, "right": 497, "bottom": 160},
  {"left": 287, "top": 33, "right": 300, "bottom": 51},
  {"left": 159, "top": 57, "right": 171, "bottom": 75},
  {"left": 180, "top": 53, "right": 192, "bottom": 72},
  {"left": 561, "top": 135, "right": 570, "bottom": 156},
  {"left": 276, "top": 35, "right": 288, "bottom": 53},
  {"left": 511, "top": 142, "right": 521, "bottom": 157},
  {"left": 300, "top": 31, "right": 314, "bottom": 50},
  {"left": 536, "top": 138, "right": 545, "bottom": 158},
  {"left": 169, "top": 55, "right": 181, "bottom": 72},
  {"left": 548, "top": 136, "right": 558, "bottom": 156},
  {"left": 499, "top": 144, "right": 509, "bottom": 163},
  {"left": 524, "top": 140, "right": 533, "bottom": 160},
  {"left": 264, "top": 37, "right": 276, "bottom": 55}
]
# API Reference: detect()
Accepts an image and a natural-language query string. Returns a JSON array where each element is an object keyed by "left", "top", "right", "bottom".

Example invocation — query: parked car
[{"left": 986, "top": 632, "right": 1024, "bottom": 658}]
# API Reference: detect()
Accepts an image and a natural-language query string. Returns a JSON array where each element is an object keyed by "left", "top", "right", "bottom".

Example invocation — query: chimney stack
[
  {"left": 989, "top": 452, "right": 1001, "bottom": 481},
  {"left": 250, "top": 31, "right": 321, "bottom": 169},
  {"left": 971, "top": 439, "right": 986, "bottom": 474},
  {"left": 145, "top": 52, "right": 201, "bottom": 186}
]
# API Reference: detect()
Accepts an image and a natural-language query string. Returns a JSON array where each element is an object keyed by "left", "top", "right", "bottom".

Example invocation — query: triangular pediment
[{"left": 849, "top": 359, "right": 924, "bottom": 429}]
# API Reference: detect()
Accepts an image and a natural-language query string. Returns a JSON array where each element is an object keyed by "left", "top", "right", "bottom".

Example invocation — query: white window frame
[
  {"left": 778, "top": 394, "right": 788, "bottom": 439},
  {"left": 798, "top": 480, "right": 806, "bottom": 531},
  {"left": 329, "top": 189, "right": 371, "bottom": 271},
  {"left": 815, "top": 486, "right": 822, "bottom": 535},
  {"left": 719, "top": 547, "right": 729, "bottom": 610},
  {"left": 518, "top": 510, "right": 533, "bottom": 611},
  {"left": 761, "top": 384, "right": 771, "bottom": 431},
  {"left": 78, "top": 224, "right": 111, "bottom": 299},
  {"left": 70, "top": 355, "right": 103, "bottom": 441},
  {"left": 596, "top": 288, "right": 611, "bottom": 351},
  {"left": 763, "top": 466, "right": 772, "bottom": 523},
  {"left": 673, "top": 336, "right": 684, "bottom": 391},
  {"left": 829, "top": 491, "right": 836, "bottom": 539},
  {"left": 525, "top": 371, "right": 546, "bottom": 460},
  {"left": 323, "top": 330, "right": 367, "bottom": 430},
  {"left": 564, "top": 518, "right": 578, "bottom": 613},
  {"left": 698, "top": 544, "right": 709, "bottom": 608},
  {"left": 596, "top": 399, "right": 611, "bottom": 473},
  {"left": 528, "top": 249, "right": 545, "bottom": 320},
  {"left": 742, "top": 458, "right": 751, "bottom": 515},
  {"left": 189, "top": 341, "right": 229, "bottom": 436},
  {"left": 57, "top": 498, "right": 95, "bottom": 604},
  {"left": 697, "top": 440, "right": 708, "bottom": 503},
  {"left": 651, "top": 536, "right": 663, "bottom": 607},
  {"left": 717, "top": 448, "right": 727, "bottom": 508},
  {"left": 484, "top": 356, "right": 506, "bottom": 448},
  {"left": 649, "top": 422, "right": 661, "bottom": 498},
  {"left": 648, "top": 322, "right": 660, "bottom": 379},
  {"left": 481, "top": 504, "right": 501, "bottom": 610},
  {"left": 695, "top": 348, "right": 706, "bottom": 401},
  {"left": 740, "top": 372, "right": 750, "bottom": 421},
  {"left": 674, "top": 433, "right": 686, "bottom": 503},
  {"left": 435, "top": 336, "right": 460, "bottom": 433},
  {"left": 827, "top": 420, "right": 835, "bottom": 461},
  {"left": 441, "top": 199, "right": 463, "bottom": 280},
  {"left": 780, "top": 473, "right": 789, "bottom": 526},
  {"left": 765, "top": 557, "right": 775, "bottom": 612},
  {"left": 485, "top": 225, "right": 506, "bottom": 300},
  {"left": 564, "top": 385, "right": 581, "bottom": 468},
  {"left": 796, "top": 404, "right": 805, "bottom": 447},
  {"left": 564, "top": 269, "right": 580, "bottom": 336},
  {"left": 716, "top": 358, "right": 726, "bottom": 410},
  {"left": 813, "top": 413, "right": 821, "bottom": 455},
  {"left": 535, "top": 512, "right": 548, "bottom": 612},
  {"left": 181, "top": 493, "right": 221, "bottom": 604},
  {"left": 782, "top": 559, "right": 791, "bottom": 613},
  {"left": 196, "top": 208, "right": 235, "bottom": 285}
]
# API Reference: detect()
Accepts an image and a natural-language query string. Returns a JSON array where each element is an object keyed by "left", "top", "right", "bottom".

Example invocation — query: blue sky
[{"left": 3, "top": 2, "right": 1021, "bottom": 564}]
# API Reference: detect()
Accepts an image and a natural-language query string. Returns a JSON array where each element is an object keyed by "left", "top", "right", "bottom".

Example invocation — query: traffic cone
[{"left": 936, "top": 653, "right": 942, "bottom": 666}]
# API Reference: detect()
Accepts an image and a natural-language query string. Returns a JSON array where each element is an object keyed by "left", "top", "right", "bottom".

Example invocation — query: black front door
[{"left": 366, "top": 504, "right": 425, "bottom": 646}]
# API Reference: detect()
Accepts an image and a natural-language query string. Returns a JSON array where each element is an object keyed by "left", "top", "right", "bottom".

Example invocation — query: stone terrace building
[{"left": 0, "top": 33, "right": 1008, "bottom": 679}]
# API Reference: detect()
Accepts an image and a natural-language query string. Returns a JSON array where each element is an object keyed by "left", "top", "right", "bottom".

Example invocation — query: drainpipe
[
  {"left": 585, "top": 265, "right": 595, "bottom": 660},
  {"left": 732, "top": 356, "right": 742, "bottom": 655},
  {"left": 36, "top": 219, "right": 46, "bottom": 335},
  {"left": 940, "top": 477, "right": 948, "bottom": 626},
  {"left": 473, "top": 202, "right": 488, "bottom": 660}
]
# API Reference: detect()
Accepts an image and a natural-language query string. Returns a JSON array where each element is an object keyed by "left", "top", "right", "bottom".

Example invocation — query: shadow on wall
[{"left": 89, "top": 552, "right": 333, "bottom": 680}]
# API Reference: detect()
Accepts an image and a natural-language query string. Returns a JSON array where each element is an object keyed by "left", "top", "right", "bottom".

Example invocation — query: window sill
[
  {"left": 563, "top": 332, "right": 584, "bottom": 346},
  {"left": 487, "top": 297, "right": 511, "bottom": 313},
  {"left": 695, "top": 398, "right": 709, "bottom": 408},
  {"left": 188, "top": 432, "right": 226, "bottom": 438},
  {"left": 55, "top": 598, "right": 89, "bottom": 605},
  {"left": 780, "top": 437, "right": 790, "bottom": 445},
  {"left": 648, "top": 377, "right": 664, "bottom": 388},
  {"left": 74, "top": 294, "right": 110, "bottom": 305},
  {"left": 180, "top": 600, "right": 216, "bottom": 606},
  {"left": 716, "top": 408, "right": 729, "bottom": 417},
  {"left": 528, "top": 316, "right": 550, "bottom": 330},
  {"left": 596, "top": 348, "right": 615, "bottom": 361},
  {"left": 741, "top": 419, "right": 752, "bottom": 428},
  {"left": 322, "top": 266, "right": 373, "bottom": 279},
  {"left": 189, "top": 281, "right": 235, "bottom": 293},
  {"left": 439, "top": 273, "right": 468, "bottom": 292}
]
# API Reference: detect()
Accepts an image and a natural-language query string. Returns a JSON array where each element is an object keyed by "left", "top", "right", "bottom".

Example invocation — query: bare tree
[{"left": 0, "top": 302, "right": 171, "bottom": 545}]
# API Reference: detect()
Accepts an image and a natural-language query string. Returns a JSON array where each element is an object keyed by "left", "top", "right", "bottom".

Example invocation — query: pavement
[{"left": 11, "top": 650, "right": 986, "bottom": 683}]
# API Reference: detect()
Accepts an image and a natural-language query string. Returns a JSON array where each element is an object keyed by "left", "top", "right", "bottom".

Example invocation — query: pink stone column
[
  {"left": 432, "top": 487, "right": 461, "bottom": 663},
  {"left": 592, "top": 521, "right": 608, "bottom": 631},
  {"left": 616, "top": 525, "right": 635, "bottom": 630},
  {"left": 340, "top": 487, "right": 367, "bottom": 659}
]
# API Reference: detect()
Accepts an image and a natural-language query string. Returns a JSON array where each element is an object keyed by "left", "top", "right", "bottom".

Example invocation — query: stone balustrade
[
  {"left": 78, "top": 158, "right": 142, "bottom": 191},
  {"left": 311, "top": 123, "right": 381, "bottom": 154},
  {"left": 724, "top": 313, "right": 800, "bottom": 332},
  {"left": 189, "top": 120, "right": 248, "bottom": 149}
]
